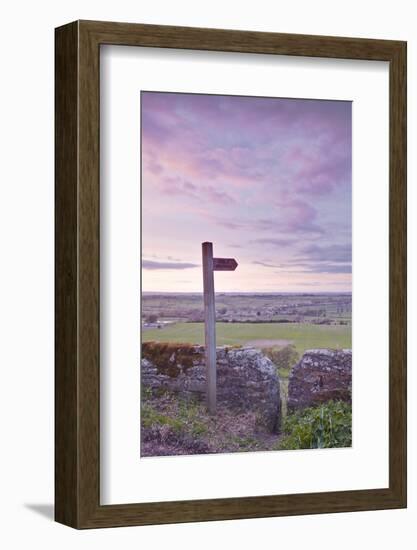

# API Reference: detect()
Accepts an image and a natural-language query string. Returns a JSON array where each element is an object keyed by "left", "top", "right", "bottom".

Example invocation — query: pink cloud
[{"left": 141, "top": 91, "right": 352, "bottom": 292}]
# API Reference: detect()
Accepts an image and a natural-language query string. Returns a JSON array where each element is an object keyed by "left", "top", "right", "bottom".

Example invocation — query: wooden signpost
[{"left": 202, "top": 242, "right": 238, "bottom": 414}]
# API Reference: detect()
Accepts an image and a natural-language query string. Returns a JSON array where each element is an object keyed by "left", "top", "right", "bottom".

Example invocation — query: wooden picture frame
[{"left": 55, "top": 20, "right": 407, "bottom": 528}]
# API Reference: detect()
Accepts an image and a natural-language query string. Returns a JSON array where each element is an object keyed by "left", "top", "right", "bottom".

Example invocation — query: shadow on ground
[{"left": 24, "top": 504, "right": 54, "bottom": 521}]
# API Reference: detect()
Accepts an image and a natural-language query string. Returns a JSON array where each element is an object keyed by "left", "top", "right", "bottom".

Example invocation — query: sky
[{"left": 141, "top": 92, "right": 352, "bottom": 293}]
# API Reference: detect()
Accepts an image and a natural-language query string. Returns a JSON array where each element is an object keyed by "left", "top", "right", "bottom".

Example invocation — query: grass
[
  {"left": 141, "top": 390, "right": 278, "bottom": 455},
  {"left": 142, "top": 322, "right": 351, "bottom": 355},
  {"left": 141, "top": 393, "right": 208, "bottom": 437},
  {"left": 141, "top": 402, "right": 184, "bottom": 432},
  {"left": 277, "top": 401, "right": 352, "bottom": 450},
  {"left": 277, "top": 368, "right": 290, "bottom": 418}
]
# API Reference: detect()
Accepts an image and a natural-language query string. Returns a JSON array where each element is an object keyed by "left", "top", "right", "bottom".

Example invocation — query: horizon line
[{"left": 142, "top": 290, "right": 352, "bottom": 295}]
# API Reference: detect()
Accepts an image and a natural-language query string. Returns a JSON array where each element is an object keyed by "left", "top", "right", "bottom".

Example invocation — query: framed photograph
[{"left": 55, "top": 20, "right": 406, "bottom": 528}]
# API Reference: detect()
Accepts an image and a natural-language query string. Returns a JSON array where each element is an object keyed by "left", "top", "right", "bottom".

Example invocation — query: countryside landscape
[
  {"left": 140, "top": 91, "right": 352, "bottom": 457},
  {"left": 142, "top": 292, "right": 351, "bottom": 351},
  {"left": 141, "top": 291, "right": 352, "bottom": 456}
]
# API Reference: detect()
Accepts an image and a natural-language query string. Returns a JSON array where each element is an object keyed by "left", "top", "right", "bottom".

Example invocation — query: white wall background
[{"left": 0, "top": 0, "right": 414, "bottom": 547}]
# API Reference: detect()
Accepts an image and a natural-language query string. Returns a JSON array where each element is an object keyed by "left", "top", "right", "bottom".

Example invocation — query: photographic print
[
  {"left": 55, "top": 21, "right": 406, "bottom": 527},
  {"left": 140, "top": 91, "right": 352, "bottom": 458}
]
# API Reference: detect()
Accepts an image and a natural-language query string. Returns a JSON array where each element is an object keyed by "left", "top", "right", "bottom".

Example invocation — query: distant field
[
  {"left": 142, "top": 322, "right": 351, "bottom": 354},
  {"left": 142, "top": 292, "right": 352, "bottom": 325}
]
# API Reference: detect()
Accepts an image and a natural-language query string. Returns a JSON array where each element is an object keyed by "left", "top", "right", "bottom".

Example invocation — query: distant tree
[
  {"left": 146, "top": 314, "right": 158, "bottom": 323},
  {"left": 256, "top": 311, "right": 261, "bottom": 316},
  {"left": 218, "top": 307, "right": 227, "bottom": 315}
]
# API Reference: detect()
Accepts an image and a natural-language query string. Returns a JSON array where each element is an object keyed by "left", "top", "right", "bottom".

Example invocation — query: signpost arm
[{"left": 202, "top": 242, "right": 216, "bottom": 414}]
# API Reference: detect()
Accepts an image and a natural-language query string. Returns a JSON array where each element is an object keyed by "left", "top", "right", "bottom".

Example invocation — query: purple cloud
[
  {"left": 281, "top": 263, "right": 351, "bottom": 274},
  {"left": 250, "top": 238, "right": 295, "bottom": 247},
  {"left": 152, "top": 175, "right": 236, "bottom": 205},
  {"left": 142, "top": 260, "right": 199, "bottom": 270},
  {"left": 141, "top": 92, "right": 352, "bottom": 292},
  {"left": 252, "top": 260, "right": 281, "bottom": 268},
  {"left": 299, "top": 243, "right": 352, "bottom": 264}
]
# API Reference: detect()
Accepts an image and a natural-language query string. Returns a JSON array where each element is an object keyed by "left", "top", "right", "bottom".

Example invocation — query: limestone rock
[
  {"left": 287, "top": 349, "right": 352, "bottom": 412},
  {"left": 141, "top": 344, "right": 281, "bottom": 432}
]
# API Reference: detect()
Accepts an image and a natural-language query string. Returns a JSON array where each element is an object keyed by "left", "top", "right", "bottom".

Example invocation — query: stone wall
[
  {"left": 287, "top": 349, "right": 352, "bottom": 412},
  {"left": 141, "top": 343, "right": 281, "bottom": 432}
]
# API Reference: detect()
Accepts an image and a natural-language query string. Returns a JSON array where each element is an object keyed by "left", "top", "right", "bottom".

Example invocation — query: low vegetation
[
  {"left": 277, "top": 401, "right": 352, "bottom": 450},
  {"left": 141, "top": 387, "right": 352, "bottom": 455},
  {"left": 262, "top": 344, "right": 299, "bottom": 417},
  {"left": 141, "top": 388, "right": 278, "bottom": 456},
  {"left": 263, "top": 344, "right": 299, "bottom": 377}
]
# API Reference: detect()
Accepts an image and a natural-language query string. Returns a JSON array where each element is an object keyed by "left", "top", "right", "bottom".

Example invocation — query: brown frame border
[{"left": 55, "top": 20, "right": 407, "bottom": 529}]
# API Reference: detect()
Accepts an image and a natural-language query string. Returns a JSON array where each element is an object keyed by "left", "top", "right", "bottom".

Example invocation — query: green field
[{"left": 142, "top": 322, "right": 351, "bottom": 354}]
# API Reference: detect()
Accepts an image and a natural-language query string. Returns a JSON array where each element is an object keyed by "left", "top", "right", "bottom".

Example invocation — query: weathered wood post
[
  {"left": 202, "top": 242, "right": 217, "bottom": 414},
  {"left": 202, "top": 242, "right": 238, "bottom": 415}
]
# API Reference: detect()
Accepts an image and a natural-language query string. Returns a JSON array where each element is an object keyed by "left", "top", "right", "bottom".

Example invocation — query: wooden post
[
  {"left": 202, "top": 242, "right": 217, "bottom": 415},
  {"left": 202, "top": 243, "right": 237, "bottom": 415}
]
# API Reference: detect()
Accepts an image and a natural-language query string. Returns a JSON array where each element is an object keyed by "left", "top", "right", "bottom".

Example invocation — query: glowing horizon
[{"left": 141, "top": 92, "right": 352, "bottom": 293}]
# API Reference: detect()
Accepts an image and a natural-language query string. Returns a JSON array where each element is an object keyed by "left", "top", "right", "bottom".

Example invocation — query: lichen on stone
[{"left": 142, "top": 341, "right": 202, "bottom": 378}]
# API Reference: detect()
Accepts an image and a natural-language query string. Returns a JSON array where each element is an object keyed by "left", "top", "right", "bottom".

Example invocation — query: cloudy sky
[{"left": 141, "top": 92, "right": 351, "bottom": 293}]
